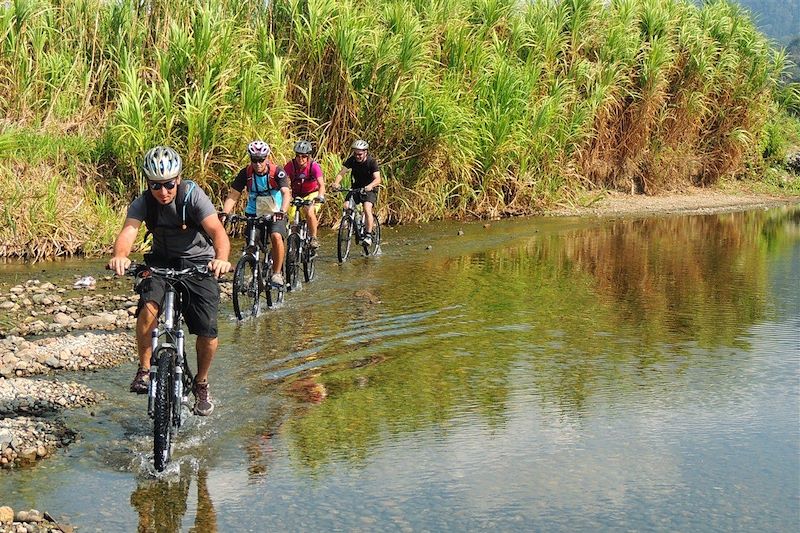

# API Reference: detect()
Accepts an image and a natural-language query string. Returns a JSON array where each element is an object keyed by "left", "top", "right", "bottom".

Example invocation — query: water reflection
[
  {"left": 130, "top": 466, "right": 217, "bottom": 532},
  {"left": 277, "top": 206, "right": 800, "bottom": 470},
  {"left": 1, "top": 206, "right": 797, "bottom": 531}
]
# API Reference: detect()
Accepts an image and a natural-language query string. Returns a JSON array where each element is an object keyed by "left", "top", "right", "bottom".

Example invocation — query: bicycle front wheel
[
  {"left": 337, "top": 215, "right": 353, "bottom": 263},
  {"left": 232, "top": 255, "right": 260, "bottom": 320},
  {"left": 153, "top": 349, "right": 174, "bottom": 472},
  {"left": 286, "top": 233, "right": 302, "bottom": 291}
]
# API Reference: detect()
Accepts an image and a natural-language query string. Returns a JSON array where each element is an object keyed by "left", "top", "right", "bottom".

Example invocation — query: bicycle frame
[
  {"left": 123, "top": 264, "right": 209, "bottom": 472},
  {"left": 147, "top": 281, "right": 190, "bottom": 422},
  {"left": 228, "top": 213, "right": 284, "bottom": 315},
  {"left": 336, "top": 188, "right": 381, "bottom": 262}
]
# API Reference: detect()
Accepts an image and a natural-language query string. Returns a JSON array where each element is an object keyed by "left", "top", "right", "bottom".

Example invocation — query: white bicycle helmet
[
  {"left": 293, "top": 140, "right": 312, "bottom": 154},
  {"left": 351, "top": 139, "right": 369, "bottom": 150},
  {"left": 142, "top": 146, "right": 182, "bottom": 182},
  {"left": 247, "top": 140, "right": 271, "bottom": 159}
]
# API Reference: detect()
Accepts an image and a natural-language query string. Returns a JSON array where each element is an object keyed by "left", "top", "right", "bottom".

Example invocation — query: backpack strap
[
  {"left": 143, "top": 180, "right": 199, "bottom": 233},
  {"left": 246, "top": 163, "right": 279, "bottom": 193},
  {"left": 178, "top": 180, "right": 196, "bottom": 230}
]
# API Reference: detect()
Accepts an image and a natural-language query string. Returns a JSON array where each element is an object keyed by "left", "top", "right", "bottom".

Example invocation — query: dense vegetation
[{"left": 0, "top": 0, "right": 797, "bottom": 259}]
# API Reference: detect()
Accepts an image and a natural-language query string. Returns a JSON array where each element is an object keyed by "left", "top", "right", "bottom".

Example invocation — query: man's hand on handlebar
[
  {"left": 207, "top": 259, "right": 232, "bottom": 278},
  {"left": 108, "top": 256, "right": 131, "bottom": 277},
  {"left": 316, "top": 195, "right": 325, "bottom": 203}
]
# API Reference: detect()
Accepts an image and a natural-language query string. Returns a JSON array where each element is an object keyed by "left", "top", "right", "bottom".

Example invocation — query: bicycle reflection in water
[{"left": 130, "top": 466, "right": 217, "bottom": 532}]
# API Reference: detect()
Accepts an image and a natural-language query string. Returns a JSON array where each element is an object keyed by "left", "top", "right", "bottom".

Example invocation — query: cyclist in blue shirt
[{"left": 220, "top": 141, "right": 292, "bottom": 287}]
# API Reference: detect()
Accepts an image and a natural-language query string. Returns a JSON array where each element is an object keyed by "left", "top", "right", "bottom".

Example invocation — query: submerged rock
[{"left": 354, "top": 289, "right": 381, "bottom": 304}]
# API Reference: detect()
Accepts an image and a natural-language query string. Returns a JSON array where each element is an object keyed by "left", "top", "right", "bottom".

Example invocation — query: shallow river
[{"left": 2, "top": 206, "right": 799, "bottom": 532}]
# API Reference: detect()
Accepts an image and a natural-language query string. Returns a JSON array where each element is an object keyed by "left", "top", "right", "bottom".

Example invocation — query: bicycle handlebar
[
  {"left": 226, "top": 213, "right": 281, "bottom": 227},
  {"left": 332, "top": 186, "right": 381, "bottom": 194},
  {"left": 290, "top": 197, "right": 322, "bottom": 207},
  {"left": 108, "top": 263, "right": 212, "bottom": 280}
]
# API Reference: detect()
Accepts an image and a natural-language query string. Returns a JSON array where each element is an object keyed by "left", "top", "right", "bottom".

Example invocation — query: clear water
[{"left": 2, "top": 206, "right": 799, "bottom": 532}]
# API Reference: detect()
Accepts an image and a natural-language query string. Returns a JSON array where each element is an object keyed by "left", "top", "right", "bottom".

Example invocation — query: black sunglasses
[
  {"left": 251, "top": 157, "right": 267, "bottom": 163},
  {"left": 149, "top": 180, "right": 177, "bottom": 191}
]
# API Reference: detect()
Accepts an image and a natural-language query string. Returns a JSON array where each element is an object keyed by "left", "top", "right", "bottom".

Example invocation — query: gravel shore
[
  {"left": 0, "top": 277, "right": 138, "bottom": 469},
  {"left": 0, "top": 505, "right": 76, "bottom": 532},
  {"left": 0, "top": 333, "right": 135, "bottom": 378}
]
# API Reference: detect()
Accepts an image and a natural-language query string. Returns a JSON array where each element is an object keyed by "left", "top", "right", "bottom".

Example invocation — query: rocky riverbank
[
  {"left": 0, "top": 278, "right": 136, "bottom": 338},
  {"left": 0, "top": 270, "right": 232, "bottom": 469},
  {"left": 0, "top": 416, "right": 76, "bottom": 468},
  {"left": 0, "top": 276, "right": 232, "bottom": 338},
  {"left": 0, "top": 333, "right": 135, "bottom": 378},
  {"left": 0, "top": 370, "right": 113, "bottom": 470},
  {"left": 0, "top": 276, "right": 142, "bottom": 470},
  {"left": 0, "top": 505, "right": 76, "bottom": 533}
]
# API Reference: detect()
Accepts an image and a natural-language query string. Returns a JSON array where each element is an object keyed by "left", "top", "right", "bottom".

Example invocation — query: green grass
[{"left": 0, "top": 0, "right": 797, "bottom": 258}]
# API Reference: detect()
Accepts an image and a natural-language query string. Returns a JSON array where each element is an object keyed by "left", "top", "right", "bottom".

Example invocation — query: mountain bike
[
  {"left": 286, "top": 196, "right": 321, "bottom": 291},
  {"left": 334, "top": 187, "right": 381, "bottom": 263},
  {"left": 121, "top": 263, "right": 210, "bottom": 472},
  {"left": 228, "top": 214, "right": 286, "bottom": 319}
]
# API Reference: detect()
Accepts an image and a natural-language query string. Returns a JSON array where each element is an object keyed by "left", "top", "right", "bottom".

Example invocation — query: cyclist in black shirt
[{"left": 331, "top": 139, "right": 381, "bottom": 245}]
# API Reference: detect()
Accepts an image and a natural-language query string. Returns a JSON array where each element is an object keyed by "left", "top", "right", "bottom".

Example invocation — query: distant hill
[
  {"left": 787, "top": 36, "right": 800, "bottom": 82},
  {"left": 734, "top": 0, "right": 799, "bottom": 44}
]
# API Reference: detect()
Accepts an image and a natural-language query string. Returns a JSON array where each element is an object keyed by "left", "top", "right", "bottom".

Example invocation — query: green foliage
[{"left": 0, "top": 0, "right": 794, "bottom": 257}]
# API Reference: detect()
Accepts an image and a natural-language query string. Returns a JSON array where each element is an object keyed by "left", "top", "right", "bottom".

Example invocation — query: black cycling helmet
[{"left": 294, "top": 140, "right": 312, "bottom": 155}]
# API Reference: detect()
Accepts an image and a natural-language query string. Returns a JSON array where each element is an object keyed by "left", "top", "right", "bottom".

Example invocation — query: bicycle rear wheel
[
  {"left": 337, "top": 215, "right": 353, "bottom": 263},
  {"left": 264, "top": 257, "right": 286, "bottom": 307},
  {"left": 364, "top": 217, "right": 382, "bottom": 256},
  {"left": 232, "top": 255, "right": 260, "bottom": 320},
  {"left": 286, "top": 233, "right": 302, "bottom": 291},
  {"left": 153, "top": 349, "right": 174, "bottom": 472},
  {"left": 303, "top": 240, "right": 316, "bottom": 282}
]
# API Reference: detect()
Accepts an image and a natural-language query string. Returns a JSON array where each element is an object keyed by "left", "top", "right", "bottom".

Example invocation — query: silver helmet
[
  {"left": 293, "top": 140, "right": 312, "bottom": 155},
  {"left": 142, "top": 146, "right": 182, "bottom": 182},
  {"left": 351, "top": 139, "right": 369, "bottom": 150}
]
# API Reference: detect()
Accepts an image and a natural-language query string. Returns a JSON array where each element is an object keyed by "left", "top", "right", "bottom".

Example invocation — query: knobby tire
[
  {"left": 265, "top": 257, "right": 286, "bottom": 307},
  {"left": 153, "top": 350, "right": 174, "bottom": 472},
  {"left": 232, "top": 255, "right": 260, "bottom": 320},
  {"left": 337, "top": 215, "right": 353, "bottom": 263},
  {"left": 303, "top": 242, "right": 316, "bottom": 282},
  {"left": 364, "top": 217, "right": 382, "bottom": 256},
  {"left": 286, "top": 233, "right": 302, "bottom": 291}
]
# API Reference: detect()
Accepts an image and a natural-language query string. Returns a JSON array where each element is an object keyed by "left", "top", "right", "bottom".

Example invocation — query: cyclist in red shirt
[{"left": 284, "top": 140, "right": 326, "bottom": 249}]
